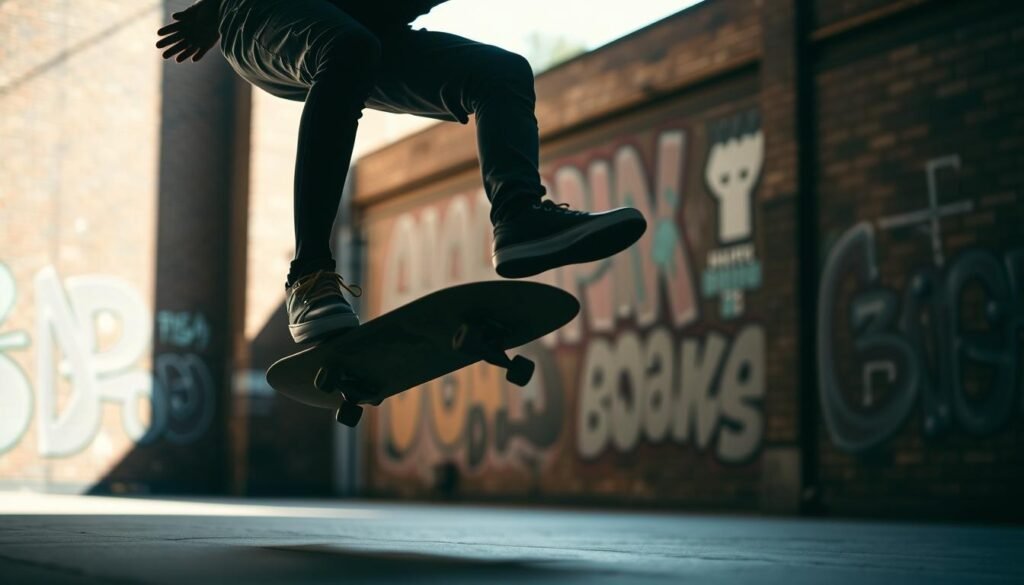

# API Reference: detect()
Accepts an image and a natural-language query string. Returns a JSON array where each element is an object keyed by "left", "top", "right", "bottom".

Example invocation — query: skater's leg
[
  {"left": 221, "top": 0, "right": 381, "bottom": 284},
  {"left": 289, "top": 27, "right": 381, "bottom": 283},
  {"left": 366, "top": 29, "right": 546, "bottom": 224},
  {"left": 366, "top": 29, "right": 647, "bottom": 278},
  {"left": 219, "top": 0, "right": 378, "bottom": 341}
]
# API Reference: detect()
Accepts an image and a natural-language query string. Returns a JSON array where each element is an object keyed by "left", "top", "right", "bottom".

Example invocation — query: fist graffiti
[{"left": 705, "top": 111, "right": 764, "bottom": 244}]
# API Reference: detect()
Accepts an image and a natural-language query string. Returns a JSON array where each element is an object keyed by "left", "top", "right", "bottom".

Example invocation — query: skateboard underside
[{"left": 265, "top": 281, "right": 579, "bottom": 426}]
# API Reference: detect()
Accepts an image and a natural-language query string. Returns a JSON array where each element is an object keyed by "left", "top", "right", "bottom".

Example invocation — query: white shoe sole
[{"left": 289, "top": 312, "right": 360, "bottom": 344}]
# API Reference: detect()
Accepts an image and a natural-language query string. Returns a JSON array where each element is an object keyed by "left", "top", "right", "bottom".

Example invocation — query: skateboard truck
[
  {"left": 452, "top": 322, "right": 535, "bottom": 387},
  {"left": 314, "top": 367, "right": 376, "bottom": 427},
  {"left": 316, "top": 320, "right": 534, "bottom": 429}
]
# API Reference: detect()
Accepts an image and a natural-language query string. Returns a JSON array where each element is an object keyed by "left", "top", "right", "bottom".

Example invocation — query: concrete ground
[{"left": 0, "top": 493, "right": 1020, "bottom": 584}]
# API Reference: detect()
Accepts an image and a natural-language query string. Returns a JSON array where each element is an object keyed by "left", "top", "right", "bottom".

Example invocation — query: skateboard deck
[{"left": 266, "top": 281, "right": 580, "bottom": 426}]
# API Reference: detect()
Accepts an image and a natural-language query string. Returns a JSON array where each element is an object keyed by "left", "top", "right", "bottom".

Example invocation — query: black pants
[{"left": 218, "top": 0, "right": 545, "bottom": 280}]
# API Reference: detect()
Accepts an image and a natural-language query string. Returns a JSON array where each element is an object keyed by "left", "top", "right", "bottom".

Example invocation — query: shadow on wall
[
  {"left": 240, "top": 302, "right": 336, "bottom": 496},
  {"left": 86, "top": 0, "right": 238, "bottom": 494},
  {"left": 94, "top": 0, "right": 339, "bottom": 494}
]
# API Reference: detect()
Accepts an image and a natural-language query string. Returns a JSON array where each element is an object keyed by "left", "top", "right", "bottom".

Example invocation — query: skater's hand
[{"left": 156, "top": 0, "right": 221, "bottom": 63}]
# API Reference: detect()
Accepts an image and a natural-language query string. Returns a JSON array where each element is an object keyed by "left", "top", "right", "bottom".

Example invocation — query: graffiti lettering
[
  {"left": 379, "top": 341, "right": 564, "bottom": 473},
  {"left": 0, "top": 262, "right": 32, "bottom": 453},
  {"left": 552, "top": 133, "right": 700, "bottom": 341},
  {"left": 377, "top": 119, "right": 766, "bottom": 475},
  {"left": 381, "top": 130, "right": 701, "bottom": 339},
  {"left": 0, "top": 264, "right": 216, "bottom": 458},
  {"left": 151, "top": 352, "right": 216, "bottom": 445},
  {"left": 819, "top": 224, "right": 1023, "bottom": 451},
  {"left": 157, "top": 310, "right": 211, "bottom": 351},
  {"left": 577, "top": 325, "right": 765, "bottom": 463},
  {"left": 34, "top": 267, "right": 154, "bottom": 455},
  {"left": 818, "top": 157, "right": 1023, "bottom": 452}
]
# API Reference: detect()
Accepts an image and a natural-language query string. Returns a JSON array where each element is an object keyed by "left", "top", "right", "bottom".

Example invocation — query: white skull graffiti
[{"left": 705, "top": 126, "right": 764, "bottom": 243}]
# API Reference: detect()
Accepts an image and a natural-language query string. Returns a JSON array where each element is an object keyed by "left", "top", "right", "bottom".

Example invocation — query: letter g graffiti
[{"left": 817, "top": 223, "right": 921, "bottom": 453}]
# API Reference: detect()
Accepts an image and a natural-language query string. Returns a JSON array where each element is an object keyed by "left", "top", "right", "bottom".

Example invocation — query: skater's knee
[
  {"left": 466, "top": 47, "right": 535, "bottom": 102},
  {"left": 490, "top": 49, "right": 534, "bottom": 86},
  {"left": 463, "top": 48, "right": 535, "bottom": 112}
]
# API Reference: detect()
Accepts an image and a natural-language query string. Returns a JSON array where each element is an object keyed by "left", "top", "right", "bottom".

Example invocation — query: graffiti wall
[
  {"left": 814, "top": 0, "right": 1024, "bottom": 514},
  {"left": 361, "top": 77, "right": 779, "bottom": 503},
  {"left": 0, "top": 264, "right": 219, "bottom": 487},
  {"left": 0, "top": 0, "right": 235, "bottom": 492},
  {"left": 345, "top": 0, "right": 1023, "bottom": 517},
  {"left": 818, "top": 157, "right": 1023, "bottom": 452}
]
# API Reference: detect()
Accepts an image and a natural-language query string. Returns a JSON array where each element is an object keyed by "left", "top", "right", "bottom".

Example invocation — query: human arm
[{"left": 155, "top": 0, "right": 222, "bottom": 63}]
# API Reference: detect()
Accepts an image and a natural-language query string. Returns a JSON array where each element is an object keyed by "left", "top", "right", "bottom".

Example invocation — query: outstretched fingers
[
  {"left": 191, "top": 46, "right": 212, "bottom": 62},
  {"left": 154, "top": 5, "right": 218, "bottom": 63},
  {"left": 156, "top": 21, "right": 183, "bottom": 37},
  {"left": 162, "top": 41, "right": 191, "bottom": 61},
  {"left": 156, "top": 33, "right": 185, "bottom": 49},
  {"left": 176, "top": 47, "right": 199, "bottom": 63}
]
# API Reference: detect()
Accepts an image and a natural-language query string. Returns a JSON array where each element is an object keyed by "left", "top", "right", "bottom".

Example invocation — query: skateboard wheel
[
  {"left": 505, "top": 355, "right": 535, "bottom": 387},
  {"left": 336, "top": 401, "right": 363, "bottom": 427}
]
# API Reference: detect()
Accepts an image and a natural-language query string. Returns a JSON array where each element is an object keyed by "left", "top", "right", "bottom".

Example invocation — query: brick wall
[
  {"left": 362, "top": 81, "right": 777, "bottom": 508},
  {"left": 354, "top": 0, "right": 1024, "bottom": 518},
  {"left": 0, "top": 0, "right": 238, "bottom": 493},
  {"left": 355, "top": 0, "right": 802, "bottom": 510},
  {"left": 0, "top": 0, "right": 467, "bottom": 496},
  {"left": 812, "top": 0, "right": 934, "bottom": 31},
  {"left": 3, "top": 0, "right": 1020, "bottom": 518},
  {"left": 812, "top": 0, "right": 1024, "bottom": 519}
]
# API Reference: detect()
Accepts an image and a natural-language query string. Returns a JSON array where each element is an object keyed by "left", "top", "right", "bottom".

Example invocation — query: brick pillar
[
  {"left": 100, "top": 0, "right": 245, "bottom": 493},
  {"left": 757, "top": 0, "right": 809, "bottom": 514}
]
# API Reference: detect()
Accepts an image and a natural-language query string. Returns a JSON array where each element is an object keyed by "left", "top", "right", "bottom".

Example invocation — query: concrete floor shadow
[{"left": 263, "top": 544, "right": 608, "bottom": 583}]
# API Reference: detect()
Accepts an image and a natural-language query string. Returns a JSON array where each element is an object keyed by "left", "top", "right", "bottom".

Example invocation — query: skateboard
[{"left": 265, "top": 281, "right": 580, "bottom": 427}]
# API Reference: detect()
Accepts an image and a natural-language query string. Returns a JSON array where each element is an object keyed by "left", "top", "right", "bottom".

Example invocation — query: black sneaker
[
  {"left": 285, "top": 270, "right": 361, "bottom": 343},
  {"left": 492, "top": 200, "right": 647, "bottom": 279}
]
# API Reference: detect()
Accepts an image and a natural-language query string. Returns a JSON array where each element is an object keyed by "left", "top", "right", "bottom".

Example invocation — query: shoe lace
[
  {"left": 294, "top": 271, "right": 363, "bottom": 306},
  {"left": 536, "top": 199, "right": 585, "bottom": 215}
]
